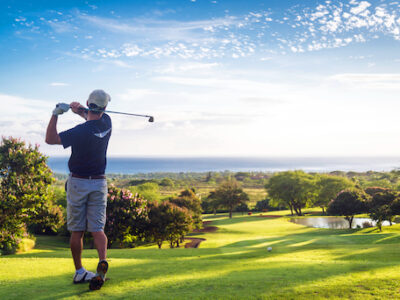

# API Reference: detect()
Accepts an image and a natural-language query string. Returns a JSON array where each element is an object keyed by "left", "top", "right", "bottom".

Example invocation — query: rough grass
[{"left": 1, "top": 209, "right": 400, "bottom": 299}]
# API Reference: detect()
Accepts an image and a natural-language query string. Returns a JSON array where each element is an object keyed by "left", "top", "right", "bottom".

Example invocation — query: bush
[
  {"left": 235, "top": 203, "right": 249, "bottom": 214},
  {"left": 362, "top": 221, "right": 373, "bottom": 228},
  {"left": 17, "top": 238, "right": 36, "bottom": 253},
  {"left": 169, "top": 189, "right": 202, "bottom": 229},
  {"left": 160, "top": 178, "right": 174, "bottom": 187},
  {"left": 0, "top": 137, "right": 62, "bottom": 255},
  {"left": 105, "top": 185, "right": 149, "bottom": 248},
  {"left": 146, "top": 201, "right": 192, "bottom": 248}
]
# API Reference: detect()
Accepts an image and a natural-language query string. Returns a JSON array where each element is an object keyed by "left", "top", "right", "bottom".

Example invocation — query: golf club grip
[{"left": 78, "top": 106, "right": 89, "bottom": 113}]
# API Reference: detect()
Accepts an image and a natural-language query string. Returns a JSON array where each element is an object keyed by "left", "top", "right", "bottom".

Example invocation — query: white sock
[{"left": 76, "top": 267, "right": 86, "bottom": 274}]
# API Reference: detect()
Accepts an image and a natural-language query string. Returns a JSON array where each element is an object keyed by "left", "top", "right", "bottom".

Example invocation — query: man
[{"left": 45, "top": 89, "right": 112, "bottom": 291}]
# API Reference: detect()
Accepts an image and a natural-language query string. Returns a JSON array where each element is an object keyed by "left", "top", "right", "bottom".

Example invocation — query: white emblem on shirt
[{"left": 94, "top": 128, "right": 111, "bottom": 138}]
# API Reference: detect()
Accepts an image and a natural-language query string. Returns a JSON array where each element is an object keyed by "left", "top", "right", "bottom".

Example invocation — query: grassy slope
[{"left": 1, "top": 210, "right": 400, "bottom": 299}]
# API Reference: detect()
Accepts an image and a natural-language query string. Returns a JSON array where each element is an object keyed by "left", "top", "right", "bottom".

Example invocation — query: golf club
[
  {"left": 56, "top": 103, "right": 154, "bottom": 122},
  {"left": 82, "top": 107, "right": 154, "bottom": 123}
]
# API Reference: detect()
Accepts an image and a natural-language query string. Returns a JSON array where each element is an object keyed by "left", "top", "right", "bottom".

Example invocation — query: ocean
[{"left": 47, "top": 156, "right": 400, "bottom": 174}]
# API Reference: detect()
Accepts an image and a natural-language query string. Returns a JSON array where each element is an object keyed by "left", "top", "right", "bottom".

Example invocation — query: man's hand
[
  {"left": 53, "top": 103, "right": 70, "bottom": 116},
  {"left": 70, "top": 102, "right": 88, "bottom": 120},
  {"left": 70, "top": 102, "right": 86, "bottom": 114}
]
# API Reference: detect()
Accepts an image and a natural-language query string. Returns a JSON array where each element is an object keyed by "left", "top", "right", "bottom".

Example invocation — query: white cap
[{"left": 87, "top": 89, "right": 111, "bottom": 109}]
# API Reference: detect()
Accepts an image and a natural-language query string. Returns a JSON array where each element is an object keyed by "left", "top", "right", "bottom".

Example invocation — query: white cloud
[
  {"left": 330, "top": 73, "right": 400, "bottom": 89},
  {"left": 50, "top": 82, "right": 69, "bottom": 86},
  {"left": 350, "top": 1, "right": 372, "bottom": 15}
]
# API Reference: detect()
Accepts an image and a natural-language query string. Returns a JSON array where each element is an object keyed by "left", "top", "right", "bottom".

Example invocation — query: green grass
[{"left": 2, "top": 210, "right": 400, "bottom": 299}]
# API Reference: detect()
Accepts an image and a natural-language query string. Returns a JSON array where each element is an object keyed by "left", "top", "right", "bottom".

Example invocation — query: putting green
[{"left": 1, "top": 210, "right": 400, "bottom": 299}]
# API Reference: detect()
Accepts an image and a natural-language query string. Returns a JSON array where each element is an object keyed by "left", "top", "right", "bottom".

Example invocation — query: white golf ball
[{"left": 267, "top": 247, "right": 272, "bottom": 252}]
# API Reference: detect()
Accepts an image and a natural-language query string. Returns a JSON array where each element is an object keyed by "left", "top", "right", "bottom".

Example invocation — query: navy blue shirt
[{"left": 59, "top": 114, "right": 112, "bottom": 176}]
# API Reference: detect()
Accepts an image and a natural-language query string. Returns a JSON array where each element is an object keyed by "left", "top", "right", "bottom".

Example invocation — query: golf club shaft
[
  {"left": 103, "top": 110, "right": 153, "bottom": 119},
  {"left": 78, "top": 106, "right": 153, "bottom": 120}
]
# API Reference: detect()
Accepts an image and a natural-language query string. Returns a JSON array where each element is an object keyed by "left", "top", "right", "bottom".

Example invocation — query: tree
[
  {"left": 368, "top": 190, "right": 399, "bottom": 231},
  {"left": 327, "top": 189, "right": 368, "bottom": 228},
  {"left": 165, "top": 205, "right": 192, "bottom": 248},
  {"left": 210, "top": 178, "right": 249, "bottom": 218},
  {"left": 169, "top": 189, "right": 202, "bottom": 229},
  {"left": 0, "top": 137, "right": 63, "bottom": 254},
  {"left": 266, "top": 171, "right": 317, "bottom": 216},
  {"left": 316, "top": 175, "right": 355, "bottom": 214},
  {"left": 105, "top": 185, "right": 149, "bottom": 248},
  {"left": 146, "top": 202, "right": 171, "bottom": 248},
  {"left": 159, "top": 178, "right": 174, "bottom": 187},
  {"left": 146, "top": 201, "right": 192, "bottom": 248},
  {"left": 201, "top": 191, "right": 220, "bottom": 215}
]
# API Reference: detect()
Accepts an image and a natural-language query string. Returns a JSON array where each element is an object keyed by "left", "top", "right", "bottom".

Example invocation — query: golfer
[{"left": 45, "top": 89, "right": 111, "bottom": 290}]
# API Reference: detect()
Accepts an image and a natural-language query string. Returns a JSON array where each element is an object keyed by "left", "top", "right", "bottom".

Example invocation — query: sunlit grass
[{"left": 1, "top": 211, "right": 400, "bottom": 299}]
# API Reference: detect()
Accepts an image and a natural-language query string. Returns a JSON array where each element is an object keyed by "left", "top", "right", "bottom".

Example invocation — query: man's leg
[
  {"left": 70, "top": 231, "right": 84, "bottom": 270},
  {"left": 91, "top": 231, "right": 107, "bottom": 261}
]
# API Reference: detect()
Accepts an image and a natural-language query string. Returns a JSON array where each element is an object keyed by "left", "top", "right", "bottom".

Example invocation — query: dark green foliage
[
  {"left": 146, "top": 202, "right": 171, "bottom": 248},
  {"left": 0, "top": 137, "right": 63, "bottom": 255},
  {"left": 159, "top": 178, "right": 175, "bottom": 187},
  {"left": 327, "top": 189, "right": 369, "bottom": 228},
  {"left": 365, "top": 187, "right": 389, "bottom": 196},
  {"left": 105, "top": 185, "right": 149, "bottom": 248},
  {"left": 234, "top": 172, "right": 250, "bottom": 181},
  {"left": 210, "top": 178, "right": 249, "bottom": 218},
  {"left": 201, "top": 191, "right": 220, "bottom": 214},
  {"left": 146, "top": 201, "right": 192, "bottom": 248},
  {"left": 235, "top": 202, "right": 249, "bottom": 214},
  {"left": 316, "top": 175, "right": 355, "bottom": 214},
  {"left": 165, "top": 204, "right": 192, "bottom": 248},
  {"left": 254, "top": 199, "right": 281, "bottom": 211},
  {"left": 169, "top": 189, "right": 202, "bottom": 229},
  {"left": 368, "top": 190, "right": 399, "bottom": 231},
  {"left": 266, "top": 171, "right": 317, "bottom": 216}
]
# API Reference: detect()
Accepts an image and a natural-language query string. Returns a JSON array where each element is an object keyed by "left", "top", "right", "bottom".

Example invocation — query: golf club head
[{"left": 149, "top": 116, "right": 154, "bottom": 122}]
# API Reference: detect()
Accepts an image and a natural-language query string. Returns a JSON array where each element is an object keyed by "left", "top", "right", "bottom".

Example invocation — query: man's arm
[{"left": 45, "top": 115, "right": 62, "bottom": 145}]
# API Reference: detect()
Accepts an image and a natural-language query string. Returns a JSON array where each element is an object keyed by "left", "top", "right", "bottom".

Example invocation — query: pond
[{"left": 290, "top": 217, "right": 393, "bottom": 229}]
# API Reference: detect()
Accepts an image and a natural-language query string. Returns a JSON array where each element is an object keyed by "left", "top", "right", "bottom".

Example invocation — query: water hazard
[{"left": 290, "top": 217, "right": 392, "bottom": 229}]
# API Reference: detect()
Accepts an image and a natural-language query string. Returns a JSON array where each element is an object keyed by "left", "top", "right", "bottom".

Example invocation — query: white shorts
[{"left": 66, "top": 175, "right": 108, "bottom": 232}]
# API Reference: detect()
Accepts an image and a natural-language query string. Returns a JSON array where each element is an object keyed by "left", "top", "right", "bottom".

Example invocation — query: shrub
[
  {"left": 160, "top": 178, "right": 174, "bottom": 187},
  {"left": 365, "top": 187, "right": 389, "bottom": 196},
  {"left": 0, "top": 137, "right": 62, "bottom": 255},
  {"left": 235, "top": 203, "right": 249, "bottom": 214},
  {"left": 105, "top": 185, "right": 149, "bottom": 248},
  {"left": 362, "top": 221, "right": 373, "bottom": 228},
  {"left": 169, "top": 189, "right": 202, "bottom": 229},
  {"left": 147, "top": 201, "right": 193, "bottom": 249}
]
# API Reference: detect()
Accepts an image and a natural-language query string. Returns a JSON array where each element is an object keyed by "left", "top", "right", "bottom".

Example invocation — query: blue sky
[{"left": 2, "top": 0, "right": 400, "bottom": 157}]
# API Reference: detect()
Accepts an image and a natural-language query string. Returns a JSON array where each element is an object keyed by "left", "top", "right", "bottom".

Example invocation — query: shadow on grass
[
  {"left": 5, "top": 242, "right": 399, "bottom": 300},
  {"left": 6, "top": 216, "right": 400, "bottom": 299}
]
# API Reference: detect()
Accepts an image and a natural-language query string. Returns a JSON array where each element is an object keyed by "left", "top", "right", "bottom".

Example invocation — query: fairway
[{"left": 2, "top": 211, "right": 400, "bottom": 299}]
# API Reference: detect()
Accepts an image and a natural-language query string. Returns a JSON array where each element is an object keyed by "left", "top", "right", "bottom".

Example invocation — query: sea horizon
[{"left": 47, "top": 156, "right": 400, "bottom": 174}]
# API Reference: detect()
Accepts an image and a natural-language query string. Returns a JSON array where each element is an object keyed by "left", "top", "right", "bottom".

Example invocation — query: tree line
[{"left": 2, "top": 137, "right": 400, "bottom": 254}]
